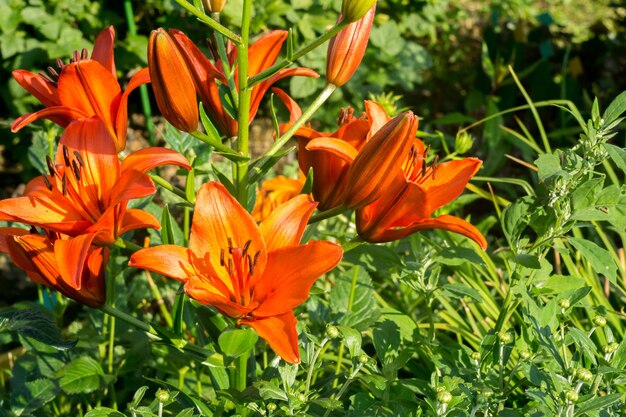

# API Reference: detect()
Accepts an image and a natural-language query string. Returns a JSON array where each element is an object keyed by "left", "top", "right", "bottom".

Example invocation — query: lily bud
[
  {"left": 326, "top": 5, "right": 375, "bottom": 87},
  {"left": 148, "top": 28, "right": 199, "bottom": 133},
  {"left": 203, "top": 0, "right": 227, "bottom": 13},
  {"left": 343, "top": 111, "right": 418, "bottom": 209},
  {"left": 341, "top": 0, "right": 377, "bottom": 23}
]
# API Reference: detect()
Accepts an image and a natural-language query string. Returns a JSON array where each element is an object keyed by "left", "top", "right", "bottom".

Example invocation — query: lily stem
[
  {"left": 174, "top": 0, "right": 241, "bottom": 44},
  {"left": 248, "top": 22, "right": 348, "bottom": 87},
  {"left": 235, "top": 0, "right": 253, "bottom": 207},
  {"left": 308, "top": 205, "right": 348, "bottom": 224},
  {"left": 148, "top": 173, "right": 192, "bottom": 204},
  {"left": 265, "top": 83, "right": 337, "bottom": 158}
]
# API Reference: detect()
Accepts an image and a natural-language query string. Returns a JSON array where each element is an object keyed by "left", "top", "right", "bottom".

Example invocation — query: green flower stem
[
  {"left": 105, "top": 258, "right": 117, "bottom": 409},
  {"left": 174, "top": 0, "right": 241, "bottom": 44},
  {"left": 305, "top": 337, "right": 329, "bottom": 395},
  {"left": 148, "top": 173, "right": 192, "bottom": 204},
  {"left": 100, "top": 304, "right": 214, "bottom": 359},
  {"left": 144, "top": 271, "right": 174, "bottom": 328},
  {"left": 113, "top": 238, "right": 143, "bottom": 253},
  {"left": 308, "top": 205, "right": 348, "bottom": 224},
  {"left": 264, "top": 83, "right": 337, "bottom": 158},
  {"left": 191, "top": 130, "right": 233, "bottom": 154},
  {"left": 248, "top": 22, "right": 348, "bottom": 87},
  {"left": 332, "top": 266, "right": 359, "bottom": 387},
  {"left": 234, "top": 0, "right": 253, "bottom": 206},
  {"left": 211, "top": 12, "right": 239, "bottom": 106},
  {"left": 124, "top": 0, "right": 155, "bottom": 145}
]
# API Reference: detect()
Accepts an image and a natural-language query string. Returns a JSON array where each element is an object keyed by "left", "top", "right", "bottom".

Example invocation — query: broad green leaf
[
  {"left": 441, "top": 283, "right": 482, "bottom": 302},
  {"left": 574, "top": 393, "right": 623, "bottom": 415},
  {"left": 535, "top": 153, "right": 562, "bottom": 181},
  {"left": 11, "top": 378, "right": 58, "bottom": 416},
  {"left": 568, "top": 327, "right": 598, "bottom": 364},
  {"left": 0, "top": 309, "right": 76, "bottom": 350},
  {"left": 568, "top": 237, "right": 618, "bottom": 284},
  {"left": 85, "top": 408, "right": 126, "bottom": 417},
  {"left": 56, "top": 357, "right": 105, "bottom": 394},
  {"left": 435, "top": 246, "right": 484, "bottom": 266},
  {"left": 175, "top": 409, "right": 196, "bottom": 417},
  {"left": 199, "top": 103, "right": 222, "bottom": 145},
  {"left": 330, "top": 266, "right": 380, "bottom": 331},
  {"left": 337, "top": 326, "right": 362, "bottom": 358},
  {"left": 255, "top": 381, "right": 288, "bottom": 402},
  {"left": 604, "top": 143, "right": 626, "bottom": 174},
  {"left": 602, "top": 90, "right": 626, "bottom": 126},
  {"left": 218, "top": 328, "right": 258, "bottom": 358}
]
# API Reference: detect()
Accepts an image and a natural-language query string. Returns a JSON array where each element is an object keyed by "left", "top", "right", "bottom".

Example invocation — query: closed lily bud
[
  {"left": 343, "top": 111, "right": 418, "bottom": 209},
  {"left": 148, "top": 28, "right": 199, "bottom": 133},
  {"left": 341, "top": 0, "right": 377, "bottom": 23},
  {"left": 203, "top": 0, "right": 227, "bottom": 13},
  {"left": 326, "top": 5, "right": 375, "bottom": 87}
]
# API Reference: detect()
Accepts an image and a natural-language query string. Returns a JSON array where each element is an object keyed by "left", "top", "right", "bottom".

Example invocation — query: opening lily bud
[
  {"left": 203, "top": 0, "right": 227, "bottom": 13},
  {"left": 326, "top": 5, "right": 375, "bottom": 87},
  {"left": 341, "top": 0, "right": 377, "bottom": 23},
  {"left": 148, "top": 28, "right": 199, "bottom": 133}
]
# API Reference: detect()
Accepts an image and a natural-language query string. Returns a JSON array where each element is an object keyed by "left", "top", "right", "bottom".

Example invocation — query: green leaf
[
  {"left": 574, "top": 393, "right": 623, "bottom": 415},
  {"left": 513, "top": 254, "right": 541, "bottom": 269},
  {"left": 535, "top": 153, "right": 562, "bottom": 181},
  {"left": 568, "top": 237, "right": 618, "bottom": 284},
  {"left": 56, "top": 357, "right": 105, "bottom": 394},
  {"left": 129, "top": 386, "right": 150, "bottom": 409},
  {"left": 84, "top": 408, "right": 126, "bottom": 417},
  {"left": 218, "top": 328, "right": 258, "bottom": 358},
  {"left": 161, "top": 205, "right": 176, "bottom": 245},
  {"left": 330, "top": 266, "right": 380, "bottom": 331},
  {"left": 175, "top": 409, "right": 196, "bottom": 417},
  {"left": 602, "top": 90, "right": 626, "bottom": 126},
  {"left": 435, "top": 246, "right": 484, "bottom": 266},
  {"left": 441, "top": 283, "right": 482, "bottom": 302},
  {"left": 217, "top": 83, "right": 238, "bottom": 120},
  {"left": 199, "top": 102, "right": 222, "bottom": 145},
  {"left": 11, "top": 378, "right": 58, "bottom": 416},
  {"left": 0, "top": 309, "right": 76, "bottom": 350},
  {"left": 248, "top": 146, "right": 294, "bottom": 184},
  {"left": 604, "top": 143, "right": 626, "bottom": 174},
  {"left": 337, "top": 326, "right": 362, "bottom": 358}
]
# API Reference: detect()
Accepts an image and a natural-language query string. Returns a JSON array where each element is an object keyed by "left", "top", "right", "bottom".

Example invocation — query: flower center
[
  {"left": 218, "top": 238, "right": 261, "bottom": 306},
  {"left": 403, "top": 144, "right": 439, "bottom": 184},
  {"left": 41, "top": 146, "right": 102, "bottom": 222}
]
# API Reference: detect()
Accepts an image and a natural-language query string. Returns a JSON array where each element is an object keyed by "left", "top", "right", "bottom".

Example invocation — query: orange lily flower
[
  {"left": 0, "top": 228, "right": 107, "bottom": 307},
  {"left": 275, "top": 90, "right": 416, "bottom": 210},
  {"left": 326, "top": 5, "right": 375, "bottom": 87},
  {"left": 168, "top": 29, "right": 319, "bottom": 137},
  {"left": 11, "top": 26, "right": 150, "bottom": 152},
  {"left": 0, "top": 117, "right": 191, "bottom": 287},
  {"left": 129, "top": 182, "right": 343, "bottom": 363},
  {"left": 251, "top": 174, "right": 306, "bottom": 222},
  {"left": 355, "top": 137, "right": 487, "bottom": 248},
  {"left": 148, "top": 28, "right": 199, "bottom": 133}
]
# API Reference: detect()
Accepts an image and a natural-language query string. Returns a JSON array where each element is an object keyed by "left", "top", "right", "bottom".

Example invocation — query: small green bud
[
  {"left": 436, "top": 390, "right": 452, "bottom": 404},
  {"left": 470, "top": 352, "right": 481, "bottom": 362},
  {"left": 576, "top": 368, "right": 593, "bottom": 382},
  {"left": 519, "top": 350, "right": 531, "bottom": 360},
  {"left": 592, "top": 316, "right": 607, "bottom": 327},
  {"left": 326, "top": 325, "right": 340, "bottom": 339},
  {"left": 297, "top": 393, "right": 307, "bottom": 402},
  {"left": 558, "top": 298, "right": 570, "bottom": 309},
  {"left": 156, "top": 389, "right": 170, "bottom": 403},
  {"left": 358, "top": 353, "right": 369, "bottom": 364},
  {"left": 497, "top": 331, "right": 512, "bottom": 344},
  {"left": 603, "top": 342, "right": 619, "bottom": 354},
  {"left": 454, "top": 131, "right": 474, "bottom": 154},
  {"left": 267, "top": 403, "right": 277, "bottom": 412},
  {"left": 341, "top": 0, "right": 377, "bottom": 23},
  {"left": 565, "top": 390, "right": 579, "bottom": 403},
  {"left": 482, "top": 388, "right": 494, "bottom": 398}
]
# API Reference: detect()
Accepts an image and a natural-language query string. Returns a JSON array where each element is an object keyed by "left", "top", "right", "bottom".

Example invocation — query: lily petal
[
  {"left": 189, "top": 182, "right": 267, "bottom": 285},
  {"left": 374, "top": 214, "right": 487, "bottom": 249},
  {"left": 12, "top": 70, "right": 59, "bottom": 107},
  {"left": 271, "top": 87, "right": 302, "bottom": 122},
  {"left": 11, "top": 106, "right": 90, "bottom": 132},
  {"left": 120, "top": 147, "right": 191, "bottom": 174},
  {"left": 240, "top": 312, "right": 300, "bottom": 364},
  {"left": 0, "top": 227, "right": 30, "bottom": 254},
  {"left": 417, "top": 158, "right": 482, "bottom": 214},
  {"left": 54, "top": 233, "right": 98, "bottom": 290},
  {"left": 364, "top": 100, "right": 391, "bottom": 137},
  {"left": 246, "top": 31, "right": 288, "bottom": 77},
  {"left": 91, "top": 26, "right": 117, "bottom": 75},
  {"left": 115, "top": 67, "right": 151, "bottom": 151},
  {"left": 251, "top": 67, "right": 319, "bottom": 121},
  {"left": 252, "top": 241, "right": 343, "bottom": 317},
  {"left": 129, "top": 245, "right": 194, "bottom": 282},
  {"left": 57, "top": 60, "right": 122, "bottom": 138},
  {"left": 306, "top": 137, "right": 359, "bottom": 164},
  {"left": 185, "top": 278, "right": 254, "bottom": 318},
  {"left": 0, "top": 195, "right": 91, "bottom": 234},
  {"left": 259, "top": 194, "right": 317, "bottom": 252},
  {"left": 107, "top": 169, "right": 155, "bottom": 207},
  {"left": 119, "top": 209, "right": 161, "bottom": 236}
]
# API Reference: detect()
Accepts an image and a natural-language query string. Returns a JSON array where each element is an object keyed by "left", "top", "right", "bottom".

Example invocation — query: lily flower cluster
[{"left": 2, "top": 0, "right": 486, "bottom": 365}]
